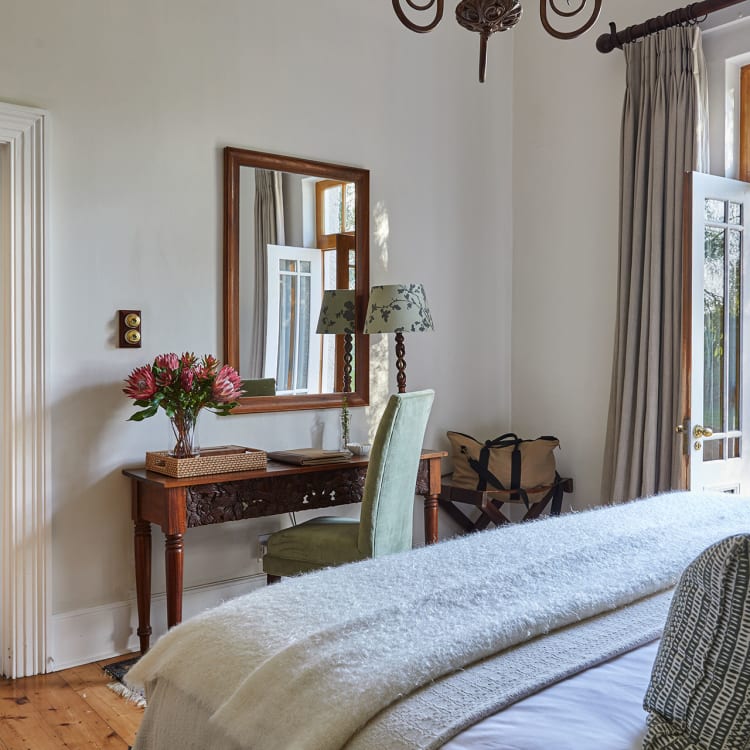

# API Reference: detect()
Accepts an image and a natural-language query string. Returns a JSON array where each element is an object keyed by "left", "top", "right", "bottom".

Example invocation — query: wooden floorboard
[{"left": 0, "top": 654, "right": 143, "bottom": 749}]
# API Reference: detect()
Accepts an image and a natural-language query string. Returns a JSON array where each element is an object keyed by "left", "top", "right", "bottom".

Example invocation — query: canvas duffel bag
[{"left": 447, "top": 431, "right": 560, "bottom": 506}]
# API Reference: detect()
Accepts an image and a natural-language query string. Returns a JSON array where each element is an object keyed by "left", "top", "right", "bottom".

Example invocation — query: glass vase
[{"left": 168, "top": 409, "right": 201, "bottom": 458}]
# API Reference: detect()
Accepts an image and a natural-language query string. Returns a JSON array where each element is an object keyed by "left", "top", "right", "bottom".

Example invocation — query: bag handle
[{"left": 485, "top": 433, "right": 522, "bottom": 450}]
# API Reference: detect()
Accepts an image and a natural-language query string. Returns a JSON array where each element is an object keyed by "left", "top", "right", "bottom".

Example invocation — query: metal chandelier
[{"left": 391, "top": 0, "right": 603, "bottom": 82}]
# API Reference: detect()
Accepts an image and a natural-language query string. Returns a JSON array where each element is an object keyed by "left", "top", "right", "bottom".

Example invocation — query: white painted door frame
[{"left": 0, "top": 102, "right": 49, "bottom": 678}]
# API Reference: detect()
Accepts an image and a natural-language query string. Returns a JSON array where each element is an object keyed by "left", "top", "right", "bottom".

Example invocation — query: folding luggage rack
[{"left": 438, "top": 474, "right": 574, "bottom": 532}]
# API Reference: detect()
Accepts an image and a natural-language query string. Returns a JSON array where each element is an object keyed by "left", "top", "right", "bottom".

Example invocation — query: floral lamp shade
[
  {"left": 364, "top": 284, "right": 433, "bottom": 393},
  {"left": 363, "top": 283, "right": 434, "bottom": 334},
  {"left": 317, "top": 289, "right": 356, "bottom": 395},
  {"left": 316, "top": 289, "right": 356, "bottom": 334}
]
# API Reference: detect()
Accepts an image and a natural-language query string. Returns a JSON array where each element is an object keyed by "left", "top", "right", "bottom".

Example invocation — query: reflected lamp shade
[
  {"left": 316, "top": 289, "right": 356, "bottom": 335},
  {"left": 317, "top": 289, "right": 356, "bottom": 393},
  {"left": 364, "top": 284, "right": 433, "bottom": 393}
]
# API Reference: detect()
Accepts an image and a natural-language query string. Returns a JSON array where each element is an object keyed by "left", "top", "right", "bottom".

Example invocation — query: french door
[
  {"left": 264, "top": 244, "right": 323, "bottom": 395},
  {"left": 685, "top": 172, "right": 750, "bottom": 492}
]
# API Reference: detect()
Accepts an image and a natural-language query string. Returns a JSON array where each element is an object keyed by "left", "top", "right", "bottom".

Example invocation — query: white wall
[
  {"left": 0, "top": 0, "right": 514, "bottom": 666},
  {"left": 511, "top": 0, "right": 696, "bottom": 509},
  {"left": 703, "top": 16, "right": 750, "bottom": 177}
]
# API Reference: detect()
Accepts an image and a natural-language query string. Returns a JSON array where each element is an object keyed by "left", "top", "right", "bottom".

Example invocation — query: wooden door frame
[{"left": 0, "top": 102, "right": 49, "bottom": 678}]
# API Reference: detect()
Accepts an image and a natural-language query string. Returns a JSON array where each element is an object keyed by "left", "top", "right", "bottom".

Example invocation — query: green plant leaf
[{"left": 128, "top": 405, "right": 159, "bottom": 422}]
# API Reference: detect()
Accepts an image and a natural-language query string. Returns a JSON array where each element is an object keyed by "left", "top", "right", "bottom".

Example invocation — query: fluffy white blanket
[{"left": 127, "top": 491, "right": 750, "bottom": 750}]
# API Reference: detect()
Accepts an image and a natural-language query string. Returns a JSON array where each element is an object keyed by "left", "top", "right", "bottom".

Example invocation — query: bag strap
[
  {"left": 487, "top": 433, "right": 521, "bottom": 449},
  {"left": 465, "top": 445, "right": 507, "bottom": 493},
  {"left": 508, "top": 443, "right": 530, "bottom": 508}
]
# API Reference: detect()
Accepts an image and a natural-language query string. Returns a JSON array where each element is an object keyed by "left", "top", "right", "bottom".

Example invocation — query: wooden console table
[{"left": 124, "top": 449, "right": 446, "bottom": 653}]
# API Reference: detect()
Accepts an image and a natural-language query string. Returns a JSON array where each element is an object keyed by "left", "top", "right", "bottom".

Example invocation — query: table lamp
[
  {"left": 364, "top": 283, "right": 434, "bottom": 393},
  {"left": 316, "top": 289, "right": 356, "bottom": 392}
]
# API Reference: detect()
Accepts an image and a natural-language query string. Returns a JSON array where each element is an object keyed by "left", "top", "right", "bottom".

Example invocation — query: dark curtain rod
[{"left": 596, "top": 0, "right": 747, "bottom": 53}]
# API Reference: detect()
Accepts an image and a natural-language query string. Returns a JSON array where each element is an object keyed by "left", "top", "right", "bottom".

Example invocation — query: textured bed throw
[{"left": 127, "top": 491, "right": 750, "bottom": 750}]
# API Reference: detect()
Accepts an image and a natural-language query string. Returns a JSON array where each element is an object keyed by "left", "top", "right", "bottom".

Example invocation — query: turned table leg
[
  {"left": 165, "top": 533, "right": 184, "bottom": 629},
  {"left": 134, "top": 520, "right": 152, "bottom": 654},
  {"left": 424, "top": 493, "right": 439, "bottom": 544},
  {"left": 423, "top": 455, "right": 443, "bottom": 545}
]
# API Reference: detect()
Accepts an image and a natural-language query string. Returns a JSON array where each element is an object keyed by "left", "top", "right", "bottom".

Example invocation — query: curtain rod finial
[{"left": 596, "top": 21, "right": 619, "bottom": 53}]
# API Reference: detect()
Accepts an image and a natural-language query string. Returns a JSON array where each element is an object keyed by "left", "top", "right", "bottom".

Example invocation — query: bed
[{"left": 126, "top": 491, "right": 750, "bottom": 750}]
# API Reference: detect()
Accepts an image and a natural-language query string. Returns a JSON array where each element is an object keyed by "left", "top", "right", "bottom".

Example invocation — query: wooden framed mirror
[{"left": 224, "top": 147, "right": 370, "bottom": 413}]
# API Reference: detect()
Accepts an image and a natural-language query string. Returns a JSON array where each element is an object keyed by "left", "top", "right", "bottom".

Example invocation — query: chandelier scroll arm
[
  {"left": 392, "top": 0, "right": 445, "bottom": 32},
  {"left": 540, "top": 0, "right": 603, "bottom": 40}
]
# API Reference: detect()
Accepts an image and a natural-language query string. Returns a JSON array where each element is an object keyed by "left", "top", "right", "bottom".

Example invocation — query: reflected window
[
  {"left": 316, "top": 180, "right": 356, "bottom": 250},
  {"left": 316, "top": 180, "right": 357, "bottom": 393}
]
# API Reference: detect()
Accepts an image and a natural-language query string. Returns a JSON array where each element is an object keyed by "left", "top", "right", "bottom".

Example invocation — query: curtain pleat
[
  {"left": 602, "top": 27, "right": 709, "bottom": 503},
  {"left": 249, "top": 169, "right": 285, "bottom": 378}
]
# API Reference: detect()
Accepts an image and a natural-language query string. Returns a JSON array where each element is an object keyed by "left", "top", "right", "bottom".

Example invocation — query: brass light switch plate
[{"left": 118, "top": 309, "right": 142, "bottom": 348}]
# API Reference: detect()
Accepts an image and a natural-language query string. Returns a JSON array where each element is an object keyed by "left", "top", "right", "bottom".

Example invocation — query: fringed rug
[{"left": 103, "top": 657, "right": 147, "bottom": 708}]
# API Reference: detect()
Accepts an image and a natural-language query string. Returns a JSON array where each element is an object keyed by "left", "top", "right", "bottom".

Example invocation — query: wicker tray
[{"left": 145, "top": 445, "right": 267, "bottom": 478}]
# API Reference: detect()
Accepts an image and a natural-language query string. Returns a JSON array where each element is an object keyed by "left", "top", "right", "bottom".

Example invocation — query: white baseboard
[{"left": 49, "top": 575, "right": 265, "bottom": 672}]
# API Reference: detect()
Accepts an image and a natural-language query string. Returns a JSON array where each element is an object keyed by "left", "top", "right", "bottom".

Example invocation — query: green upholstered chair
[
  {"left": 263, "top": 389, "right": 435, "bottom": 581},
  {"left": 241, "top": 378, "right": 276, "bottom": 397}
]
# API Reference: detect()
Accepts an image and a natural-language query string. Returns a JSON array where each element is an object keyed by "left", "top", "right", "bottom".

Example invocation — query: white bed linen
[
  {"left": 444, "top": 640, "right": 659, "bottom": 750},
  {"left": 133, "top": 641, "right": 660, "bottom": 750}
]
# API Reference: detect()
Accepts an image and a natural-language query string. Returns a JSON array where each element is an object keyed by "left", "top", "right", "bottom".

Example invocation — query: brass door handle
[{"left": 693, "top": 425, "right": 714, "bottom": 439}]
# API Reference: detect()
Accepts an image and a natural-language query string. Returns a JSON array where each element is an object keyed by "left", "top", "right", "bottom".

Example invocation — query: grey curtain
[
  {"left": 602, "top": 27, "right": 709, "bottom": 503},
  {"left": 249, "top": 169, "right": 285, "bottom": 378}
]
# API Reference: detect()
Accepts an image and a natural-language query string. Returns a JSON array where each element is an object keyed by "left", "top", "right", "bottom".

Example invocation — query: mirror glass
[{"left": 224, "top": 147, "right": 370, "bottom": 414}]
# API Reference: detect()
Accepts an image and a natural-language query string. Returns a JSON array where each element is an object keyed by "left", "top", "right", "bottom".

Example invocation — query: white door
[
  {"left": 264, "top": 244, "right": 323, "bottom": 395},
  {"left": 686, "top": 172, "right": 750, "bottom": 492}
]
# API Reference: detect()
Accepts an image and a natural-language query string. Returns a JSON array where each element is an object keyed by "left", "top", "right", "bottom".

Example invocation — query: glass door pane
[{"left": 703, "top": 197, "right": 744, "bottom": 463}]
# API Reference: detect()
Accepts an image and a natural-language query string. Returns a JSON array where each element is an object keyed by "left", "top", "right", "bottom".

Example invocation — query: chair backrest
[{"left": 357, "top": 389, "right": 435, "bottom": 558}]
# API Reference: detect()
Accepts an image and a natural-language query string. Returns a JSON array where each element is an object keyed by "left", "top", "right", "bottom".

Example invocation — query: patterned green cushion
[{"left": 643, "top": 534, "right": 750, "bottom": 749}]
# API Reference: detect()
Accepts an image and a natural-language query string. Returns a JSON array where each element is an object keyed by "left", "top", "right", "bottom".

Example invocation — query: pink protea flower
[
  {"left": 180, "top": 368, "right": 195, "bottom": 392},
  {"left": 155, "top": 368, "right": 174, "bottom": 387},
  {"left": 123, "top": 365, "right": 157, "bottom": 400},
  {"left": 154, "top": 353, "right": 179, "bottom": 371},
  {"left": 180, "top": 352, "right": 197, "bottom": 368},
  {"left": 201, "top": 354, "right": 218, "bottom": 375},
  {"left": 212, "top": 364, "right": 242, "bottom": 403}
]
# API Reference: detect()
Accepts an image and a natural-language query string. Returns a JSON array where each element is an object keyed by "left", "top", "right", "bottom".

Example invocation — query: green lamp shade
[
  {"left": 363, "top": 283, "right": 434, "bottom": 334},
  {"left": 316, "top": 289, "right": 356, "bottom": 335}
]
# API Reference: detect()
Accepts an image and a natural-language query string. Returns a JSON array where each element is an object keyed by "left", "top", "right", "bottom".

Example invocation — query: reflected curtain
[
  {"left": 249, "top": 169, "right": 285, "bottom": 378},
  {"left": 602, "top": 27, "right": 709, "bottom": 503}
]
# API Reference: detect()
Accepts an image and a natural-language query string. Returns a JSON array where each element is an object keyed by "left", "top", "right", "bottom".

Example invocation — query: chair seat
[{"left": 263, "top": 517, "right": 366, "bottom": 577}]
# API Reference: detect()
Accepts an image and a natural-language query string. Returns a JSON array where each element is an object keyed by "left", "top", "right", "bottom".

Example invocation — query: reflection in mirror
[{"left": 224, "top": 147, "right": 370, "bottom": 414}]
